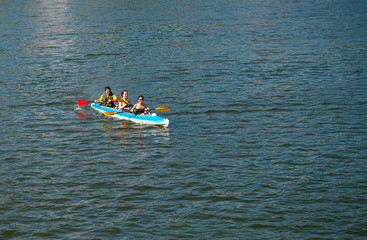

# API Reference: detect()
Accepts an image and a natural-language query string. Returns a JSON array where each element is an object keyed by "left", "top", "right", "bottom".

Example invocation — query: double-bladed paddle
[
  {"left": 77, "top": 99, "right": 119, "bottom": 105},
  {"left": 103, "top": 105, "right": 169, "bottom": 116}
]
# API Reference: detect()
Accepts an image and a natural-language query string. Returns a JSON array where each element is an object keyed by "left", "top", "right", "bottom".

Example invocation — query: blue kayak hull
[{"left": 91, "top": 103, "right": 169, "bottom": 127}]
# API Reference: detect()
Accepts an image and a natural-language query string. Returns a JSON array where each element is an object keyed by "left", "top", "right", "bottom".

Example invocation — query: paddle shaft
[
  {"left": 103, "top": 105, "right": 169, "bottom": 116},
  {"left": 78, "top": 99, "right": 118, "bottom": 105}
]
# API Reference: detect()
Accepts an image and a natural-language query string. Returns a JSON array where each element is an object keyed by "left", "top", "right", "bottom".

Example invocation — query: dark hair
[
  {"left": 121, "top": 90, "right": 128, "bottom": 96},
  {"left": 105, "top": 86, "right": 112, "bottom": 91},
  {"left": 137, "top": 95, "right": 144, "bottom": 100}
]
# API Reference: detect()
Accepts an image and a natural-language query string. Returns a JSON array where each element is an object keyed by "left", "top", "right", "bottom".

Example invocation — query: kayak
[{"left": 91, "top": 103, "right": 169, "bottom": 127}]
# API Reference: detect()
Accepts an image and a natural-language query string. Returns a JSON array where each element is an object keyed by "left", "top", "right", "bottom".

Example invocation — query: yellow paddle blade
[
  {"left": 103, "top": 111, "right": 117, "bottom": 116},
  {"left": 154, "top": 105, "right": 169, "bottom": 111}
]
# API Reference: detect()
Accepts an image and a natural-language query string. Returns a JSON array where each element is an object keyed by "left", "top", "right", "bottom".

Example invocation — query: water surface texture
[{"left": 1, "top": 0, "right": 367, "bottom": 239}]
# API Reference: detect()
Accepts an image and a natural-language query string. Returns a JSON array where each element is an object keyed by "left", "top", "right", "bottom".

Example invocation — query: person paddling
[
  {"left": 118, "top": 90, "right": 132, "bottom": 111},
  {"left": 130, "top": 96, "right": 150, "bottom": 115},
  {"left": 95, "top": 86, "right": 117, "bottom": 107}
]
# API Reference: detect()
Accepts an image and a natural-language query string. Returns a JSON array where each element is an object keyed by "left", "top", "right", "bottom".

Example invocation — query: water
[{"left": 1, "top": 0, "right": 367, "bottom": 239}]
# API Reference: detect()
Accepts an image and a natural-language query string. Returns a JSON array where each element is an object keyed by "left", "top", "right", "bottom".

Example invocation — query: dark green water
[{"left": 1, "top": 0, "right": 367, "bottom": 239}]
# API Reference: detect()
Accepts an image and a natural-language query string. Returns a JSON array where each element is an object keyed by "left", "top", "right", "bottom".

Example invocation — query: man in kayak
[
  {"left": 118, "top": 90, "right": 132, "bottom": 111},
  {"left": 130, "top": 96, "right": 150, "bottom": 114},
  {"left": 95, "top": 86, "right": 117, "bottom": 107}
]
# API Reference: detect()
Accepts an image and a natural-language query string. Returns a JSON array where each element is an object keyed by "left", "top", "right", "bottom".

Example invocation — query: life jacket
[
  {"left": 120, "top": 97, "right": 131, "bottom": 105},
  {"left": 102, "top": 92, "right": 115, "bottom": 107}
]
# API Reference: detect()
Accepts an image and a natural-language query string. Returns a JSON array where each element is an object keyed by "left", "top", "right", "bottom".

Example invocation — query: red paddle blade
[{"left": 78, "top": 99, "right": 88, "bottom": 105}]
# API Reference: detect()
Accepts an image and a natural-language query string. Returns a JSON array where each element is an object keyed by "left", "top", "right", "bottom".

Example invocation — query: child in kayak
[
  {"left": 95, "top": 86, "right": 117, "bottom": 107},
  {"left": 118, "top": 90, "right": 132, "bottom": 111},
  {"left": 130, "top": 96, "right": 150, "bottom": 114}
]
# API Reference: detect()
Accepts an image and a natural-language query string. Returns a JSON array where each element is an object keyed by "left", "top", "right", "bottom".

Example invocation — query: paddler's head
[
  {"left": 121, "top": 90, "right": 128, "bottom": 98},
  {"left": 105, "top": 86, "right": 112, "bottom": 95}
]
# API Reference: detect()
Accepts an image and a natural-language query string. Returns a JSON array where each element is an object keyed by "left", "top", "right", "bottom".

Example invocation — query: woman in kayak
[
  {"left": 118, "top": 90, "right": 132, "bottom": 111},
  {"left": 130, "top": 96, "right": 150, "bottom": 115},
  {"left": 95, "top": 86, "right": 117, "bottom": 107}
]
